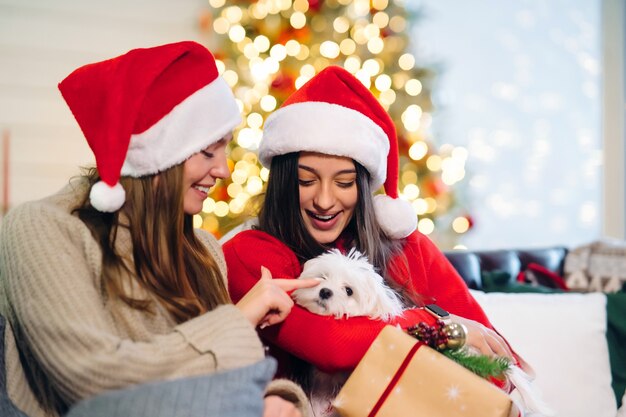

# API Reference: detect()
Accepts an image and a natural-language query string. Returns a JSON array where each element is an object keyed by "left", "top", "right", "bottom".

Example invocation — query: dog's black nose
[{"left": 319, "top": 288, "right": 333, "bottom": 300}]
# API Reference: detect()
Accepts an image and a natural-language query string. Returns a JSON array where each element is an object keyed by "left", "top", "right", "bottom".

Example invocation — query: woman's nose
[
  {"left": 211, "top": 153, "right": 230, "bottom": 180},
  {"left": 313, "top": 183, "right": 335, "bottom": 210}
]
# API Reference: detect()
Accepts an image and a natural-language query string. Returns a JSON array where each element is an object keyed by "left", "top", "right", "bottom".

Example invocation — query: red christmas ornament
[{"left": 307, "top": 0, "right": 323, "bottom": 12}]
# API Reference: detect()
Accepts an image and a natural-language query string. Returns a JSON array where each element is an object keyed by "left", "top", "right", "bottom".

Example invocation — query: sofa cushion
[
  {"left": 65, "top": 358, "right": 277, "bottom": 417},
  {"left": 470, "top": 290, "right": 617, "bottom": 417}
]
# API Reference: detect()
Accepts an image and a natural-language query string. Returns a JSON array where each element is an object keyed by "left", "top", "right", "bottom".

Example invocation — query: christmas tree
[{"left": 197, "top": 0, "right": 471, "bottom": 248}]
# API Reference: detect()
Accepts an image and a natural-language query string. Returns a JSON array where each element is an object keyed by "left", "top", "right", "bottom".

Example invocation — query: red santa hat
[
  {"left": 260, "top": 66, "right": 416, "bottom": 239},
  {"left": 58, "top": 41, "right": 241, "bottom": 212}
]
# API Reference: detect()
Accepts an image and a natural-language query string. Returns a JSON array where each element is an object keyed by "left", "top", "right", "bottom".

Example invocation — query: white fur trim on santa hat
[
  {"left": 260, "top": 101, "right": 389, "bottom": 190},
  {"left": 373, "top": 194, "right": 417, "bottom": 239},
  {"left": 90, "top": 181, "right": 126, "bottom": 212},
  {"left": 121, "top": 77, "right": 241, "bottom": 177}
]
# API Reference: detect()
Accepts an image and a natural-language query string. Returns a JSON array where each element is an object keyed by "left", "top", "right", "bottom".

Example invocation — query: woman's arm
[
  {"left": 0, "top": 202, "right": 265, "bottom": 405},
  {"left": 223, "top": 230, "right": 436, "bottom": 373}
]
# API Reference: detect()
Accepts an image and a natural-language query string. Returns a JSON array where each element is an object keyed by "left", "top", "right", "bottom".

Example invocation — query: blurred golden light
[
  {"left": 224, "top": 6, "right": 243, "bottom": 23},
  {"left": 243, "top": 43, "right": 259, "bottom": 59},
  {"left": 285, "top": 39, "right": 301, "bottom": 56},
  {"left": 236, "top": 128, "right": 262, "bottom": 150},
  {"left": 389, "top": 16, "right": 406, "bottom": 33},
  {"left": 452, "top": 217, "right": 470, "bottom": 233},
  {"left": 296, "top": 45, "right": 310, "bottom": 60},
  {"left": 215, "top": 60, "right": 225, "bottom": 73},
  {"left": 352, "top": 26, "right": 367, "bottom": 44},
  {"left": 344, "top": 56, "right": 361, "bottom": 73},
  {"left": 403, "top": 184, "right": 420, "bottom": 200},
  {"left": 452, "top": 146, "right": 469, "bottom": 160},
  {"left": 254, "top": 35, "right": 271, "bottom": 52},
  {"left": 402, "top": 170, "right": 418, "bottom": 185},
  {"left": 290, "top": 11, "right": 306, "bottom": 29},
  {"left": 264, "top": 57, "right": 280, "bottom": 74},
  {"left": 413, "top": 199, "right": 428, "bottom": 215},
  {"left": 426, "top": 155, "right": 442, "bottom": 171},
  {"left": 260, "top": 167, "right": 270, "bottom": 181},
  {"left": 222, "top": 70, "right": 239, "bottom": 87},
  {"left": 295, "top": 75, "right": 311, "bottom": 89},
  {"left": 229, "top": 199, "right": 245, "bottom": 214},
  {"left": 339, "top": 39, "right": 356, "bottom": 56},
  {"left": 202, "top": 215, "right": 219, "bottom": 233},
  {"left": 246, "top": 176, "right": 264, "bottom": 195},
  {"left": 228, "top": 25, "right": 246, "bottom": 42},
  {"left": 375, "top": 74, "right": 392, "bottom": 91},
  {"left": 202, "top": 198, "right": 216, "bottom": 213},
  {"left": 408, "top": 141, "right": 428, "bottom": 160},
  {"left": 213, "top": 17, "right": 230, "bottom": 34},
  {"left": 278, "top": 0, "right": 293, "bottom": 11},
  {"left": 367, "top": 37, "right": 384, "bottom": 54},
  {"left": 270, "top": 44, "right": 287, "bottom": 61},
  {"left": 209, "top": 0, "right": 226, "bottom": 8},
  {"left": 334, "top": 16, "right": 350, "bottom": 33},
  {"left": 214, "top": 201, "right": 230, "bottom": 217},
  {"left": 373, "top": 12, "right": 389, "bottom": 28},
  {"left": 418, "top": 218, "right": 435, "bottom": 235},
  {"left": 372, "top": 0, "right": 388, "bottom": 10},
  {"left": 247, "top": 112, "right": 263, "bottom": 129},
  {"left": 193, "top": 215, "right": 203, "bottom": 228},
  {"left": 379, "top": 89, "right": 396, "bottom": 105},
  {"left": 251, "top": 3, "right": 268, "bottom": 19},
  {"left": 398, "top": 53, "right": 415, "bottom": 70},
  {"left": 300, "top": 64, "right": 316, "bottom": 77},
  {"left": 354, "top": 0, "right": 370, "bottom": 16},
  {"left": 405, "top": 79, "right": 422, "bottom": 96},
  {"left": 293, "top": 0, "right": 309, "bottom": 13},
  {"left": 260, "top": 95, "right": 277, "bottom": 112},
  {"left": 320, "top": 41, "right": 340, "bottom": 59},
  {"left": 227, "top": 183, "right": 243, "bottom": 198},
  {"left": 355, "top": 69, "right": 371, "bottom": 88},
  {"left": 364, "top": 24, "right": 380, "bottom": 40},
  {"left": 402, "top": 104, "right": 422, "bottom": 132},
  {"left": 362, "top": 58, "right": 380, "bottom": 75},
  {"left": 424, "top": 197, "right": 437, "bottom": 213}
]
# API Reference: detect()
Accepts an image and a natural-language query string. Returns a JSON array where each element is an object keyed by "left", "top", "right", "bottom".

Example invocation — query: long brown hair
[
  {"left": 257, "top": 152, "right": 407, "bottom": 284},
  {"left": 75, "top": 165, "right": 230, "bottom": 323}
]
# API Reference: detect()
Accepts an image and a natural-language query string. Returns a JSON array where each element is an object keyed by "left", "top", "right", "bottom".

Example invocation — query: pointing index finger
[{"left": 273, "top": 278, "right": 322, "bottom": 292}]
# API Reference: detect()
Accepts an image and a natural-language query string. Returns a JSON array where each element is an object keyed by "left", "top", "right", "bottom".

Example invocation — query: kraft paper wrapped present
[{"left": 333, "top": 325, "right": 515, "bottom": 417}]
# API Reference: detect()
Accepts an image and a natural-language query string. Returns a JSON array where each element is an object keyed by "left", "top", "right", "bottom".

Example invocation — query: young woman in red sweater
[{"left": 223, "top": 66, "right": 521, "bottom": 385}]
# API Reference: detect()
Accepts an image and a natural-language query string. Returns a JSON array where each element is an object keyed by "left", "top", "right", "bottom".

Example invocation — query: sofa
[{"left": 444, "top": 247, "right": 625, "bottom": 417}]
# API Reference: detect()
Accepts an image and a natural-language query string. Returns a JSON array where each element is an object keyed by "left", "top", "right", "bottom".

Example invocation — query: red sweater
[{"left": 224, "top": 230, "right": 497, "bottom": 374}]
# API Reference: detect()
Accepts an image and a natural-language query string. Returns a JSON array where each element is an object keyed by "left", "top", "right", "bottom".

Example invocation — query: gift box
[{"left": 333, "top": 325, "right": 515, "bottom": 417}]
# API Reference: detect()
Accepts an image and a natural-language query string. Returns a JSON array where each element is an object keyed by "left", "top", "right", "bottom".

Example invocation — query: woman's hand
[
  {"left": 450, "top": 314, "right": 514, "bottom": 360},
  {"left": 236, "top": 266, "right": 321, "bottom": 328},
  {"left": 263, "top": 395, "right": 301, "bottom": 417}
]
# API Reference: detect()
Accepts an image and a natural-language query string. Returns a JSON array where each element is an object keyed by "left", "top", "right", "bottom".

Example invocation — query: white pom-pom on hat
[
  {"left": 89, "top": 181, "right": 126, "bottom": 213},
  {"left": 374, "top": 194, "right": 417, "bottom": 239}
]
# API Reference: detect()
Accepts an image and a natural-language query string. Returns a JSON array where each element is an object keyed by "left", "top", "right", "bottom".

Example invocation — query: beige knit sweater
[{"left": 0, "top": 180, "right": 309, "bottom": 417}]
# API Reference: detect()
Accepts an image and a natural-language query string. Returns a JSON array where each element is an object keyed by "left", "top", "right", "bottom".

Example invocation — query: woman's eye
[
  {"left": 201, "top": 150, "right": 214, "bottom": 159},
  {"left": 298, "top": 179, "right": 314, "bottom": 186},
  {"left": 337, "top": 181, "right": 355, "bottom": 188},
  {"left": 345, "top": 287, "right": 353, "bottom": 296}
]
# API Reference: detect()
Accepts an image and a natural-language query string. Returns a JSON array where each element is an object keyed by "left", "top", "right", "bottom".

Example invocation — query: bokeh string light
[{"left": 198, "top": 0, "right": 472, "bottom": 248}]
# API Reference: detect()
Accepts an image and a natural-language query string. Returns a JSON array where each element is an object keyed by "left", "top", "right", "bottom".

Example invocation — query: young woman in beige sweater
[{"left": 0, "top": 41, "right": 318, "bottom": 417}]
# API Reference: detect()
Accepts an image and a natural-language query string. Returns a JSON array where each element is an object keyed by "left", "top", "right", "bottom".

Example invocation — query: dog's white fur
[{"left": 292, "top": 248, "right": 404, "bottom": 321}]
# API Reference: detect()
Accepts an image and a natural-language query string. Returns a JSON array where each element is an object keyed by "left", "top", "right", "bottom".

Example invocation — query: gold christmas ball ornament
[{"left": 443, "top": 322, "right": 467, "bottom": 350}]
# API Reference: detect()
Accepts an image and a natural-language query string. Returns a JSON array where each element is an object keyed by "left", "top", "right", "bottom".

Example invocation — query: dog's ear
[{"left": 362, "top": 272, "right": 404, "bottom": 321}]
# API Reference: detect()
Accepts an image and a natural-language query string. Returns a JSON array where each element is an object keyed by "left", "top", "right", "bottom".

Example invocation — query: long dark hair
[{"left": 257, "top": 152, "right": 406, "bottom": 282}]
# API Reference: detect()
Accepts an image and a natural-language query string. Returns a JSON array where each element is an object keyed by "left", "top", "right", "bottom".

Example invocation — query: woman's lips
[{"left": 307, "top": 210, "right": 341, "bottom": 231}]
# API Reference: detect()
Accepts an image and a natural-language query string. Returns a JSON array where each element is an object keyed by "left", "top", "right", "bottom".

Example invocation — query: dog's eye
[{"left": 345, "top": 287, "right": 353, "bottom": 296}]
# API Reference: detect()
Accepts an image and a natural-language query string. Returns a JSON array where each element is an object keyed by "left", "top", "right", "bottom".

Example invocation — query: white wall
[
  {"left": 413, "top": 0, "right": 604, "bottom": 249},
  {"left": 0, "top": 0, "right": 205, "bottom": 212}
]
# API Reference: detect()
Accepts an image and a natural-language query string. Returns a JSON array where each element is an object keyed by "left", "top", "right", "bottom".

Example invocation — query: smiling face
[
  {"left": 182, "top": 135, "right": 232, "bottom": 215},
  {"left": 298, "top": 152, "right": 358, "bottom": 244}
]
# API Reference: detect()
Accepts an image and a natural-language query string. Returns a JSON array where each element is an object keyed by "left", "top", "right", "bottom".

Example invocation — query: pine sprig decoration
[
  {"left": 443, "top": 349, "right": 511, "bottom": 380},
  {"left": 407, "top": 321, "right": 511, "bottom": 380}
]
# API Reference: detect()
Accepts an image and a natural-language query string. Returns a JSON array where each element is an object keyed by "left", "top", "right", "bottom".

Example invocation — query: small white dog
[
  {"left": 292, "top": 248, "right": 404, "bottom": 417},
  {"left": 292, "top": 248, "right": 404, "bottom": 321},
  {"left": 292, "top": 249, "right": 553, "bottom": 417}
]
